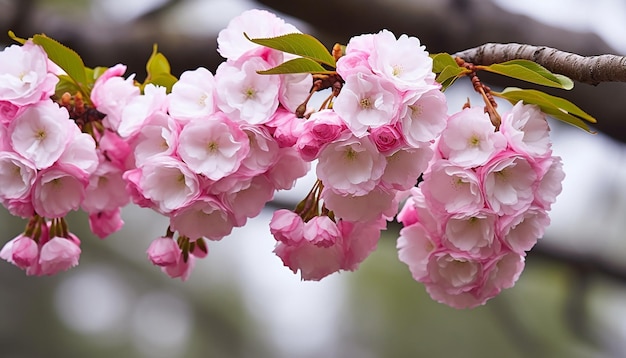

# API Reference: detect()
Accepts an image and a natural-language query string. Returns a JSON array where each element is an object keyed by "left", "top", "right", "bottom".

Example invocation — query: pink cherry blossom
[
  {"left": 481, "top": 250, "right": 525, "bottom": 295},
  {"left": 278, "top": 73, "right": 312, "bottom": 112},
  {"left": 270, "top": 209, "right": 305, "bottom": 245},
  {"left": 264, "top": 147, "right": 310, "bottom": 190},
  {"left": 321, "top": 186, "right": 396, "bottom": 222},
  {"left": 217, "top": 9, "right": 300, "bottom": 63},
  {"left": 0, "top": 42, "right": 58, "bottom": 107},
  {"left": 339, "top": 218, "right": 385, "bottom": 271},
  {"left": 177, "top": 112, "right": 250, "bottom": 180},
  {"left": 91, "top": 64, "right": 140, "bottom": 131},
  {"left": 147, "top": 236, "right": 181, "bottom": 267},
  {"left": 426, "top": 250, "right": 483, "bottom": 296},
  {"left": 534, "top": 156, "right": 565, "bottom": 210},
  {"left": 370, "top": 124, "right": 404, "bottom": 153},
  {"left": 274, "top": 239, "right": 344, "bottom": 281},
  {"left": 168, "top": 67, "right": 217, "bottom": 123},
  {"left": 301, "top": 109, "right": 345, "bottom": 145},
  {"left": 333, "top": 72, "right": 401, "bottom": 137},
  {"left": 380, "top": 147, "right": 433, "bottom": 191},
  {"left": 169, "top": 196, "right": 234, "bottom": 240},
  {"left": 303, "top": 216, "right": 341, "bottom": 247},
  {"left": 443, "top": 212, "right": 499, "bottom": 259},
  {"left": 400, "top": 89, "right": 448, "bottom": 148},
  {"left": 215, "top": 57, "right": 281, "bottom": 125},
  {"left": 98, "top": 130, "right": 133, "bottom": 170},
  {"left": 439, "top": 107, "right": 506, "bottom": 167},
  {"left": 368, "top": 29, "right": 436, "bottom": 93},
  {"left": 32, "top": 164, "right": 88, "bottom": 218},
  {"left": 501, "top": 102, "right": 551, "bottom": 158},
  {"left": 265, "top": 108, "right": 303, "bottom": 148},
  {"left": 82, "top": 161, "right": 129, "bottom": 212},
  {"left": 118, "top": 84, "right": 168, "bottom": 138},
  {"left": 88, "top": 208, "right": 124, "bottom": 239},
  {"left": 397, "top": 187, "right": 442, "bottom": 234},
  {"left": 162, "top": 254, "right": 196, "bottom": 281},
  {"left": 57, "top": 127, "right": 99, "bottom": 176},
  {"left": 0, "top": 101, "right": 23, "bottom": 125},
  {"left": 421, "top": 160, "right": 484, "bottom": 215},
  {"left": 479, "top": 152, "right": 537, "bottom": 215},
  {"left": 10, "top": 235, "right": 39, "bottom": 269},
  {"left": 9, "top": 100, "right": 73, "bottom": 169},
  {"left": 39, "top": 236, "right": 81, "bottom": 275},
  {"left": 0, "top": 151, "right": 37, "bottom": 200},
  {"left": 498, "top": 207, "right": 550, "bottom": 253},
  {"left": 133, "top": 112, "right": 180, "bottom": 167},
  {"left": 335, "top": 34, "right": 375, "bottom": 79},
  {"left": 397, "top": 223, "right": 437, "bottom": 281},
  {"left": 138, "top": 156, "right": 200, "bottom": 214},
  {"left": 316, "top": 134, "right": 386, "bottom": 195},
  {"left": 238, "top": 125, "right": 279, "bottom": 176},
  {"left": 223, "top": 175, "right": 275, "bottom": 226}
]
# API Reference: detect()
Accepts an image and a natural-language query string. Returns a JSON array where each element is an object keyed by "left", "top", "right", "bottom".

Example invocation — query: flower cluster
[
  {"left": 90, "top": 9, "right": 310, "bottom": 279},
  {"left": 396, "top": 102, "right": 565, "bottom": 308},
  {"left": 270, "top": 29, "right": 448, "bottom": 280},
  {"left": 0, "top": 217, "right": 81, "bottom": 276},
  {"left": 0, "top": 42, "right": 99, "bottom": 275},
  {"left": 0, "top": 8, "right": 569, "bottom": 308}
]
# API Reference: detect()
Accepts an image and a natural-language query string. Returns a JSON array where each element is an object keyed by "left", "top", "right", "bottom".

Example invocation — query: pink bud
[
  {"left": 11, "top": 235, "right": 39, "bottom": 268},
  {"left": 39, "top": 237, "right": 81, "bottom": 275},
  {"left": 146, "top": 237, "right": 180, "bottom": 267},
  {"left": 162, "top": 255, "right": 195, "bottom": 281}
]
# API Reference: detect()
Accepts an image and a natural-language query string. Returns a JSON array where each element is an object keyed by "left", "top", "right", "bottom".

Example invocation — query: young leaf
[
  {"left": 430, "top": 53, "right": 459, "bottom": 73},
  {"left": 480, "top": 60, "right": 574, "bottom": 90},
  {"left": 257, "top": 57, "right": 335, "bottom": 75},
  {"left": 245, "top": 33, "right": 336, "bottom": 67},
  {"left": 144, "top": 45, "right": 177, "bottom": 93},
  {"left": 435, "top": 65, "right": 465, "bottom": 91},
  {"left": 7, "top": 30, "right": 26, "bottom": 44},
  {"left": 32, "top": 34, "right": 89, "bottom": 91},
  {"left": 494, "top": 87, "right": 596, "bottom": 132}
]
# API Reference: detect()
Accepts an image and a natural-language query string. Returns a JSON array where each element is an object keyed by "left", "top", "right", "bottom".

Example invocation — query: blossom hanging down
[{"left": 397, "top": 102, "right": 564, "bottom": 308}]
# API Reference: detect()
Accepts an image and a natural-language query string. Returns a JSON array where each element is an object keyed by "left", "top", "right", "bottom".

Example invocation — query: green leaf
[
  {"left": 245, "top": 33, "right": 336, "bottom": 67},
  {"left": 481, "top": 60, "right": 574, "bottom": 90},
  {"left": 430, "top": 53, "right": 459, "bottom": 73},
  {"left": 144, "top": 45, "right": 177, "bottom": 93},
  {"left": 32, "top": 34, "right": 89, "bottom": 92},
  {"left": 494, "top": 87, "right": 596, "bottom": 132},
  {"left": 148, "top": 73, "right": 178, "bottom": 92},
  {"left": 146, "top": 44, "right": 171, "bottom": 77},
  {"left": 54, "top": 75, "right": 82, "bottom": 99},
  {"left": 257, "top": 57, "right": 334, "bottom": 75},
  {"left": 7, "top": 30, "right": 26, "bottom": 44},
  {"left": 435, "top": 65, "right": 465, "bottom": 91}
]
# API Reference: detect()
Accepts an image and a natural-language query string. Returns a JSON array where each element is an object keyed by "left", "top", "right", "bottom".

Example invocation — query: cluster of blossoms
[
  {"left": 0, "top": 8, "right": 566, "bottom": 308},
  {"left": 91, "top": 9, "right": 311, "bottom": 279},
  {"left": 396, "top": 102, "right": 565, "bottom": 308},
  {"left": 270, "top": 28, "right": 448, "bottom": 280},
  {"left": 0, "top": 42, "right": 100, "bottom": 275}
]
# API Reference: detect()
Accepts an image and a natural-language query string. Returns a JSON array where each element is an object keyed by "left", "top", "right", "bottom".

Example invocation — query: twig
[{"left": 454, "top": 43, "right": 626, "bottom": 85}]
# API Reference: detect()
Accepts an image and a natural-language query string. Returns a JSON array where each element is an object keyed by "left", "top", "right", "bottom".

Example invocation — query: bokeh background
[{"left": 1, "top": 0, "right": 626, "bottom": 357}]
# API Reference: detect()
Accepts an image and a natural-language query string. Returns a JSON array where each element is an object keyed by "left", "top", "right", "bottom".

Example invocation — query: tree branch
[{"left": 455, "top": 43, "right": 626, "bottom": 85}]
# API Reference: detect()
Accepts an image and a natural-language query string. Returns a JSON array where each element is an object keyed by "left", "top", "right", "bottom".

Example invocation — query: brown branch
[{"left": 455, "top": 43, "right": 626, "bottom": 86}]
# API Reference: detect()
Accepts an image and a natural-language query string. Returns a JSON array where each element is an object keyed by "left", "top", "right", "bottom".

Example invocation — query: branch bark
[{"left": 455, "top": 43, "right": 626, "bottom": 86}]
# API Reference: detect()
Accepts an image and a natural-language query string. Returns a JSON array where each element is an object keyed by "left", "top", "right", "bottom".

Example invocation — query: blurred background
[{"left": 2, "top": 0, "right": 626, "bottom": 357}]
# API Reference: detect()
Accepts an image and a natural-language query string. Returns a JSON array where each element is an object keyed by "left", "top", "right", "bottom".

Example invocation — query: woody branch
[{"left": 455, "top": 43, "right": 626, "bottom": 85}]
